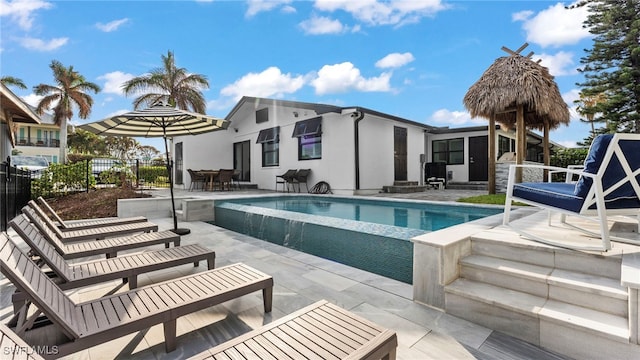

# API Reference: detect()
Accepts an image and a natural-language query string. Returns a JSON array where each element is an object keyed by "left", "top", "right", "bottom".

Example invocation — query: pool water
[
  {"left": 222, "top": 196, "right": 501, "bottom": 232},
  {"left": 214, "top": 196, "right": 503, "bottom": 284}
]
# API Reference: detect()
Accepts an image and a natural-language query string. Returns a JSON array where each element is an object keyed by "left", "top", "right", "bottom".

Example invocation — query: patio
[{"left": 0, "top": 188, "right": 579, "bottom": 359}]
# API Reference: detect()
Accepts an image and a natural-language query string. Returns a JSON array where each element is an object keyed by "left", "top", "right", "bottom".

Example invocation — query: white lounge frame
[{"left": 503, "top": 133, "right": 640, "bottom": 252}]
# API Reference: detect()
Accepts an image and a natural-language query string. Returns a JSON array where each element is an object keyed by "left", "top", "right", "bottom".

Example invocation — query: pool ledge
[{"left": 411, "top": 208, "right": 534, "bottom": 309}]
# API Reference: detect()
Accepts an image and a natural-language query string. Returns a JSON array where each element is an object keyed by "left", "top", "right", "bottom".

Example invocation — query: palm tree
[
  {"left": 122, "top": 50, "right": 209, "bottom": 113},
  {"left": 34, "top": 60, "right": 101, "bottom": 163},
  {"left": 0, "top": 76, "right": 27, "bottom": 89},
  {"left": 575, "top": 91, "right": 607, "bottom": 137}
]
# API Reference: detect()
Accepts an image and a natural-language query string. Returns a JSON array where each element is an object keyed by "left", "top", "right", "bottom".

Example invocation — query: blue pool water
[
  {"left": 214, "top": 196, "right": 503, "bottom": 284},
  {"left": 223, "top": 196, "right": 500, "bottom": 232}
]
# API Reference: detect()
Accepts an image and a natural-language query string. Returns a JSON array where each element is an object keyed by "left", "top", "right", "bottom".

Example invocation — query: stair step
[
  {"left": 446, "top": 279, "right": 629, "bottom": 344},
  {"left": 461, "top": 255, "right": 628, "bottom": 316},
  {"left": 470, "top": 235, "right": 622, "bottom": 279}
]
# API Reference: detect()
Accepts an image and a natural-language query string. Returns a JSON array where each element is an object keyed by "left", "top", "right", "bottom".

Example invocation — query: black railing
[
  {"left": 1, "top": 159, "right": 31, "bottom": 231},
  {"left": 29, "top": 158, "right": 170, "bottom": 199}
]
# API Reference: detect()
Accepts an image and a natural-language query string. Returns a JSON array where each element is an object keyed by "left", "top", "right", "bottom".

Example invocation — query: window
[
  {"left": 298, "top": 135, "right": 322, "bottom": 160},
  {"left": 256, "top": 108, "right": 268, "bottom": 124},
  {"left": 257, "top": 126, "right": 279, "bottom": 167},
  {"left": 498, "top": 135, "right": 515, "bottom": 159},
  {"left": 256, "top": 126, "right": 279, "bottom": 143},
  {"left": 262, "top": 142, "right": 279, "bottom": 167},
  {"left": 292, "top": 117, "right": 322, "bottom": 137},
  {"left": 432, "top": 138, "right": 464, "bottom": 165},
  {"left": 292, "top": 117, "right": 322, "bottom": 160}
]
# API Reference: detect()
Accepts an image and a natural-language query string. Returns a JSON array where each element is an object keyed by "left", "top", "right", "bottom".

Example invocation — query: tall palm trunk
[{"left": 59, "top": 118, "right": 68, "bottom": 163}]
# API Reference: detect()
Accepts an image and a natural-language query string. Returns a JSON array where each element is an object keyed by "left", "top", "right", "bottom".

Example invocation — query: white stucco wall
[{"left": 175, "top": 100, "right": 429, "bottom": 194}]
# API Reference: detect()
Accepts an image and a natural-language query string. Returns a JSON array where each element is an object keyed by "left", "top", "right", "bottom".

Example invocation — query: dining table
[{"left": 198, "top": 170, "right": 219, "bottom": 191}]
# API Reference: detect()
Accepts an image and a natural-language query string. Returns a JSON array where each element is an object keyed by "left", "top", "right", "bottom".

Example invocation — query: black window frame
[
  {"left": 257, "top": 126, "right": 280, "bottom": 167},
  {"left": 432, "top": 138, "right": 464, "bottom": 165},
  {"left": 298, "top": 135, "right": 322, "bottom": 160},
  {"left": 256, "top": 108, "right": 269, "bottom": 124},
  {"left": 292, "top": 117, "right": 322, "bottom": 161}
]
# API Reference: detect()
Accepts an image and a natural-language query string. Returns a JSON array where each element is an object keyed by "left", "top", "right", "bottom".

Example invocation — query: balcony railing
[{"left": 16, "top": 138, "right": 60, "bottom": 147}]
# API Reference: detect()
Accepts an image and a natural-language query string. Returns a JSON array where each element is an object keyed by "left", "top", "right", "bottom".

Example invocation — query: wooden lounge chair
[
  {"left": 0, "top": 233, "right": 274, "bottom": 358},
  {"left": 36, "top": 196, "right": 147, "bottom": 230},
  {"left": 0, "top": 323, "right": 45, "bottom": 360},
  {"left": 504, "top": 133, "right": 640, "bottom": 251},
  {"left": 189, "top": 299, "right": 398, "bottom": 360},
  {"left": 5, "top": 229, "right": 214, "bottom": 315},
  {"left": 8, "top": 222, "right": 214, "bottom": 290},
  {"left": 11, "top": 214, "right": 180, "bottom": 260},
  {"left": 23, "top": 203, "right": 157, "bottom": 242}
]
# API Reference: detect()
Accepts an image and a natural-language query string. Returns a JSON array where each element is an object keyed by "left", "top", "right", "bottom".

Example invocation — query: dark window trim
[
  {"left": 262, "top": 141, "right": 279, "bottom": 167},
  {"left": 256, "top": 126, "right": 280, "bottom": 144},
  {"left": 256, "top": 107, "right": 268, "bottom": 124},
  {"left": 292, "top": 116, "right": 322, "bottom": 138},
  {"left": 432, "top": 138, "right": 464, "bottom": 165},
  {"left": 298, "top": 134, "right": 322, "bottom": 161}
]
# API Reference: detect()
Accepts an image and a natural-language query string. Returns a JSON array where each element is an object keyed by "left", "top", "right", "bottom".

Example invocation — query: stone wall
[{"left": 495, "top": 161, "right": 543, "bottom": 193}]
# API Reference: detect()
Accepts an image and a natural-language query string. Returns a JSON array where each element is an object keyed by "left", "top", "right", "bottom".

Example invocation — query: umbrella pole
[{"left": 163, "top": 133, "right": 190, "bottom": 235}]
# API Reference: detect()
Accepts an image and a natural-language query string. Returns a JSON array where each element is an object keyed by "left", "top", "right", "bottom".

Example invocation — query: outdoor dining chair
[
  {"left": 275, "top": 169, "right": 297, "bottom": 192},
  {"left": 187, "top": 169, "right": 207, "bottom": 191},
  {"left": 291, "top": 168, "right": 311, "bottom": 193}
]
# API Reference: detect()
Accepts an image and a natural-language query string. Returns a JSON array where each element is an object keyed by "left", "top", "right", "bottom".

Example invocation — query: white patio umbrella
[{"left": 79, "top": 101, "right": 229, "bottom": 235}]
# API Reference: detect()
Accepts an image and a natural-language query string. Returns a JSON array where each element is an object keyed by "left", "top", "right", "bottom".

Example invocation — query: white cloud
[
  {"left": 534, "top": 51, "right": 577, "bottom": 76},
  {"left": 375, "top": 52, "right": 415, "bottom": 68},
  {"left": 18, "top": 36, "right": 67, "bottom": 51},
  {"left": 0, "top": 0, "right": 52, "bottom": 30},
  {"left": 95, "top": 18, "right": 129, "bottom": 32},
  {"left": 429, "top": 108, "right": 485, "bottom": 126},
  {"left": 299, "top": 15, "right": 346, "bottom": 35},
  {"left": 97, "top": 71, "right": 135, "bottom": 95},
  {"left": 311, "top": 62, "right": 392, "bottom": 95},
  {"left": 220, "top": 66, "right": 307, "bottom": 101},
  {"left": 514, "top": 2, "right": 591, "bottom": 48},
  {"left": 563, "top": 88, "right": 582, "bottom": 121},
  {"left": 314, "top": 0, "right": 447, "bottom": 27},
  {"left": 246, "top": 0, "right": 292, "bottom": 17},
  {"left": 511, "top": 10, "right": 533, "bottom": 22},
  {"left": 21, "top": 93, "right": 43, "bottom": 108}
]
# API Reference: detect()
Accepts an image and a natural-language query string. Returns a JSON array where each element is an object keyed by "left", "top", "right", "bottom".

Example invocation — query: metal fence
[
  {"left": 1, "top": 160, "right": 31, "bottom": 231},
  {"left": 0, "top": 157, "right": 171, "bottom": 231}
]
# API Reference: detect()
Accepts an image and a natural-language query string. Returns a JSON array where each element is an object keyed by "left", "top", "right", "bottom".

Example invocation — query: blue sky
[{"left": 1, "top": 0, "right": 594, "bottom": 151}]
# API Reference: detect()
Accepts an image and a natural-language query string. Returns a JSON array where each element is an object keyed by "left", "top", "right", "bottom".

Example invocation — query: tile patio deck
[{"left": 0, "top": 189, "right": 571, "bottom": 359}]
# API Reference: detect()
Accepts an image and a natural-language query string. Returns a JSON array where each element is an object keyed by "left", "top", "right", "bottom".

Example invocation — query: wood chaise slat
[
  {"left": 36, "top": 196, "right": 148, "bottom": 230},
  {"left": 0, "top": 232, "right": 273, "bottom": 359},
  {"left": 24, "top": 203, "right": 158, "bottom": 242},
  {"left": 7, "top": 218, "right": 214, "bottom": 301},
  {"left": 11, "top": 214, "right": 179, "bottom": 260},
  {"left": 189, "top": 300, "right": 397, "bottom": 360},
  {"left": 0, "top": 323, "right": 46, "bottom": 360}
]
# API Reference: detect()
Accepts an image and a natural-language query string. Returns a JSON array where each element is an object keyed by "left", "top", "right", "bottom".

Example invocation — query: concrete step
[
  {"left": 382, "top": 185, "right": 428, "bottom": 193},
  {"left": 461, "top": 255, "right": 628, "bottom": 317},
  {"left": 445, "top": 279, "right": 638, "bottom": 359},
  {"left": 446, "top": 181, "right": 487, "bottom": 190},
  {"left": 470, "top": 233, "right": 622, "bottom": 279}
]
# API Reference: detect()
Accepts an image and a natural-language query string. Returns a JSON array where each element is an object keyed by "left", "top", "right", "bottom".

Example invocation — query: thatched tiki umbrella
[{"left": 463, "top": 53, "right": 569, "bottom": 192}]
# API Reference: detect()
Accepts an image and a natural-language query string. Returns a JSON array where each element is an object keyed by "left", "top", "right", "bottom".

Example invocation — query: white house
[
  {"left": 0, "top": 83, "right": 41, "bottom": 162},
  {"left": 173, "top": 96, "right": 562, "bottom": 195}
]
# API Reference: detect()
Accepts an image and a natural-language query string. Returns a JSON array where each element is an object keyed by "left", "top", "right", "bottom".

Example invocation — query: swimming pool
[{"left": 214, "top": 195, "right": 503, "bottom": 284}]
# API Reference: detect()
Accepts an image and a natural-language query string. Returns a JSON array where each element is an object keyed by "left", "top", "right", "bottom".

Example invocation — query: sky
[{"left": 1, "top": 0, "right": 595, "bottom": 152}]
